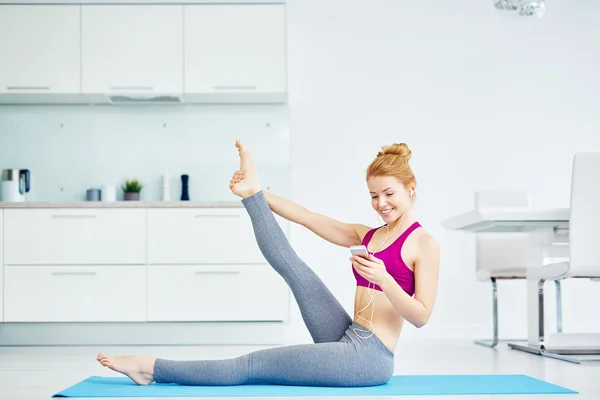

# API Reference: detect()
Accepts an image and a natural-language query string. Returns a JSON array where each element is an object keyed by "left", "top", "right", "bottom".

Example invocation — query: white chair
[
  {"left": 474, "top": 191, "right": 565, "bottom": 348},
  {"left": 525, "top": 153, "right": 600, "bottom": 363}
]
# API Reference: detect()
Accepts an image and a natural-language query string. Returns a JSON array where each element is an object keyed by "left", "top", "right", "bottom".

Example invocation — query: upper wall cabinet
[
  {"left": 81, "top": 5, "right": 183, "bottom": 95},
  {"left": 0, "top": 5, "right": 81, "bottom": 94},
  {"left": 184, "top": 5, "right": 286, "bottom": 102},
  {"left": 0, "top": 4, "right": 287, "bottom": 104}
]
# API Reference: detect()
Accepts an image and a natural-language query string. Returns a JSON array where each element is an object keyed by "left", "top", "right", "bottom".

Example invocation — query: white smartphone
[{"left": 350, "top": 245, "right": 369, "bottom": 257}]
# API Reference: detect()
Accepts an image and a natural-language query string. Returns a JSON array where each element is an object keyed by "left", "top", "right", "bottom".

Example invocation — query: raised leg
[
  {"left": 242, "top": 190, "right": 352, "bottom": 343},
  {"left": 231, "top": 140, "right": 351, "bottom": 343}
]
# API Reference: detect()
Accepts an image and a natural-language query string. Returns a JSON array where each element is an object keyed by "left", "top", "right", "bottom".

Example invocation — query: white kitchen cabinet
[
  {"left": 0, "top": 205, "right": 291, "bottom": 325},
  {"left": 147, "top": 264, "right": 288, "bottom": 322},
  {"left": 147, "top": 208, "right": 288, "bottom": 265},
  {"left": 0, "top": 5, "right": 81, "bottom": 94},
  {"left": 3, "top": 209, "right": 146, "bottom": 265},
  {"left": 81, "top": 5, "right": 183, "bottom": 95},
  {"left": 4, "top": 265, "right": 147, "bottom": 322},
  {"left": 184, "top": 4, "right": 286, "bottom": 101},
  {"left": 0, "top": 211, "right": 3, "bottom": 322}
]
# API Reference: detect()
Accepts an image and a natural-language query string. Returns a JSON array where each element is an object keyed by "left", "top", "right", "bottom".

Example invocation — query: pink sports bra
[{"left": 352, "top": 221, "right": 421, "bottom": 296}]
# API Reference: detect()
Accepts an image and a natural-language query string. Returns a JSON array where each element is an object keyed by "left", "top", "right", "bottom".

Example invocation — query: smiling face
[{"left": 367, "top": 175, "right": 413, "bottom": 223}]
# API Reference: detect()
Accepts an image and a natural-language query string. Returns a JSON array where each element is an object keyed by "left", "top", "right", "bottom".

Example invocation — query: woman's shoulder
[
  {"left": 354, "top": 224, "right": 378, "bottom": 243},
  {"left": 413, "top": 227, "right": 439, "bottom": 255}
]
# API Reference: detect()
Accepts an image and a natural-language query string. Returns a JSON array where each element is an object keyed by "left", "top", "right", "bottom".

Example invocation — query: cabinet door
[
  {"left": 4, "top": 209, "right": 146, "bottom": 265},
  {"left": 147, "top": 208, "right": 288, "bottom": 265},
  {"left": 147, "top": 264, "right": 289, "bottom": 321},
  {"left": 82, "top": 5, "right": 183, "bottom": 94},
  {"left": 184, "top": 5, "right": 286, "bottom": 95},
  {"left": 0, "top": 5, "right": 81, "bottom": 94},
  {"left": 4, "top": 265, "right": 146, "bottom": 322},
  {"left": 0, "top": 211, "right": 3, "bottom": 322}
]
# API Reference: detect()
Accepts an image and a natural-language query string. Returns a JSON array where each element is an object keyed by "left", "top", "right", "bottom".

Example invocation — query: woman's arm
[
  {"left": 264, "top": 191, "right": 371, "bottom": 248},
  {"left": 379, "top": 235, "right": 440, "bottom": 328}
]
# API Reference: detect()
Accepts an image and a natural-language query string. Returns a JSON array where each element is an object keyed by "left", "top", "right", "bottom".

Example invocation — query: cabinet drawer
[
  {"left": 3, "top": 208, "right": 146, "bottom": 265},
  {"left": 4, "top": 265, "right": 146, "bottom": 322},
  {"left": 147, "top": 265, "right": 289, "bottom": 321},
  {"left": 147, "top": 208, "right": 287, "bottom": 264}
]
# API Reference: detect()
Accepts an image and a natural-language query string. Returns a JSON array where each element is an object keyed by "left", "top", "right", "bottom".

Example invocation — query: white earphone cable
[{"left": 352, "top": 189, "right": 414, "bottom": 339}]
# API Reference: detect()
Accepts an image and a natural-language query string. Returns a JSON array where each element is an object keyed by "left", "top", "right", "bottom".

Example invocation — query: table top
[{"left": 442, "top": 207, "right": 570, "bottom": 232}]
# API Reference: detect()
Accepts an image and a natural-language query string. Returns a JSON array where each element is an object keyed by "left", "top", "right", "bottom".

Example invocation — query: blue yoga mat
[{"left": 53, "top": 374, "right": 577, "bottom": 397}]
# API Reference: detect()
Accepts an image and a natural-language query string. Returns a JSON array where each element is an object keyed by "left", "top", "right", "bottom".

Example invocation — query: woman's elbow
[
  {"left": 413, "top": 313, "right": 432, "bottom": 329},
  {"left": 413, "top": 320, "right": 426, "bottom": 329}
]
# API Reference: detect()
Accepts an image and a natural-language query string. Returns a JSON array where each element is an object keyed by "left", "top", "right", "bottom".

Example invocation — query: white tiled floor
[{"left": 0, "top": 340, "right": 598, "bottom": 399}]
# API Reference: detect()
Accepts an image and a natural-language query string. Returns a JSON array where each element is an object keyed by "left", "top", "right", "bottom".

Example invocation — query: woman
[{"left": 97, "top": 140, "right": 440, "bottom": 387}]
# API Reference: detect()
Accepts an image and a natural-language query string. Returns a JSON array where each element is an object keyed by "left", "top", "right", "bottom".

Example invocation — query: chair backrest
[
  {"left": 474, "top": 191, "right": 538, "bottom": 274},
  {"left": 568, "top": 153, "right": 600, "bottom": 278}
]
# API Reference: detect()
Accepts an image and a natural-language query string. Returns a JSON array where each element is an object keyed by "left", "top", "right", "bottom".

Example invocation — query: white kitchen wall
[
  {"left": 283, "top": 0, "right": 600, "bottom": 345},
  {"left": 0, "top": 104, "right": 290, "bottom": 202}
]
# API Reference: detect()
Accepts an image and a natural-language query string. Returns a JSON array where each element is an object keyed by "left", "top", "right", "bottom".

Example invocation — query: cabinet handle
[
  {"left": 194, "top": 214, "right": 240, "bottom": 218},
  {"left": 51, "top": 214, "right": 97, "bottom": 219},
  {"left": 194, "top": 270, "right": 240, "bottom": 276},
  {"left": 6, "top": 86, "right": 50, "bottom": 90},
  {"left": 110, "top": 86, "right": 154, "bottom": 91},
  {"left": 213, "top": 86, "right": 257, "bottom": 90},
  {"left": 52, "top": 271, "right": 97, "bottom": 276}
]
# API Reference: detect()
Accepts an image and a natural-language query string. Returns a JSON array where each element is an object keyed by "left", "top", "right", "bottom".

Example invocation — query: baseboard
[{"left": 0, "top": 321, "right": 286, "bottom": 346}]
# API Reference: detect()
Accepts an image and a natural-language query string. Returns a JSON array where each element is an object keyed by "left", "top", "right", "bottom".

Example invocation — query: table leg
[{"left": 508, "top": 279, "right": 545, "bottom": 355}]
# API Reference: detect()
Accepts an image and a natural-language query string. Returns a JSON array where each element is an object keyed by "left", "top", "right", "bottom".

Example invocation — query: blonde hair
[{"left": 366, "top": 143, "right": 416, "bottom": 192}]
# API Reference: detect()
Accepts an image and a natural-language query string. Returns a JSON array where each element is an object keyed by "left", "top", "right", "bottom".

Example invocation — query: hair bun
[{"left": 377, "top": 143, "right": 412, "bottom": 161}]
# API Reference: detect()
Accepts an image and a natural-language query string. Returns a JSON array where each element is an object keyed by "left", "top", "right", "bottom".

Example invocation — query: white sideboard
[{"left": 0, "top": 205, "right": 290, "bottom": 324}]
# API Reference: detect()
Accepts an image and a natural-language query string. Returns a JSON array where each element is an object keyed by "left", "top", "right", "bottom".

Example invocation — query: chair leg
[
  {"left": 509, "top": 279, "right": 600, "bottom": 363},
  {"left": 538, "top": 279, "right": 546, "bottom": 345},
  {"left": 474, "top": 278, "right": 499, "bottom": 348},
  {"left": 539, "top": 346, "right": 600, "bottom": 364},
  {"left": 537, "top": 280, "right": 600, "bottom": 363},
  {"left": 555, "top": 280, "right": 563, "bottom": 333}
]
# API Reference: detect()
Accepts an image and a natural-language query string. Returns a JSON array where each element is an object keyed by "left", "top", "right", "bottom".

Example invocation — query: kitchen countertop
[{"left": 0, "top": 201, "right": 243, "bottom": 208}]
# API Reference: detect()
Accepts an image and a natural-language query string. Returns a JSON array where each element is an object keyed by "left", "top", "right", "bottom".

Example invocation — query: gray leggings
[{"left": 154, "top": 191, "right": 395, "bottom": 387}]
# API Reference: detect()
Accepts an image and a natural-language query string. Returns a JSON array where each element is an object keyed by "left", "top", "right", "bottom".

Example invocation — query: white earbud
[{"left": 409, "top": 189, "right": 414, "bottom": 197}]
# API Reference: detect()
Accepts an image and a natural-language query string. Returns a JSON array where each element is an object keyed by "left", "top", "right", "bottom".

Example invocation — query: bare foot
[
  {"left": 229, "top": 140, "right": 262, "bottom": 199},
  {"left": 97, "top": 352, "right": 155, "bottom": 386}
]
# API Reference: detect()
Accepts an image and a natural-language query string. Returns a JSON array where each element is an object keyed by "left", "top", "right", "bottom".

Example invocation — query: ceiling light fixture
[{"left": 494, "top": 0, "right": 546, "bottom": 18}]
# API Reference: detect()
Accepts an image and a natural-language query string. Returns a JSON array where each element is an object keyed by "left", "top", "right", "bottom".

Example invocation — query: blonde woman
[{"left": 97, "top": 140, "right": 440, "bottom": 387}]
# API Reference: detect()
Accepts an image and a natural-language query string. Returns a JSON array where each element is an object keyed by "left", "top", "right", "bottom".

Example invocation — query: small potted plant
[{"left": 121, "top": 179, "right": 143, "bottom": 201}]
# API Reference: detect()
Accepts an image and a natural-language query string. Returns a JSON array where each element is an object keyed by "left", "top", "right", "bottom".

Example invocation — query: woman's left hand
[{"left": 350, "top": 253, "right": 391, "bottom": 287}]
